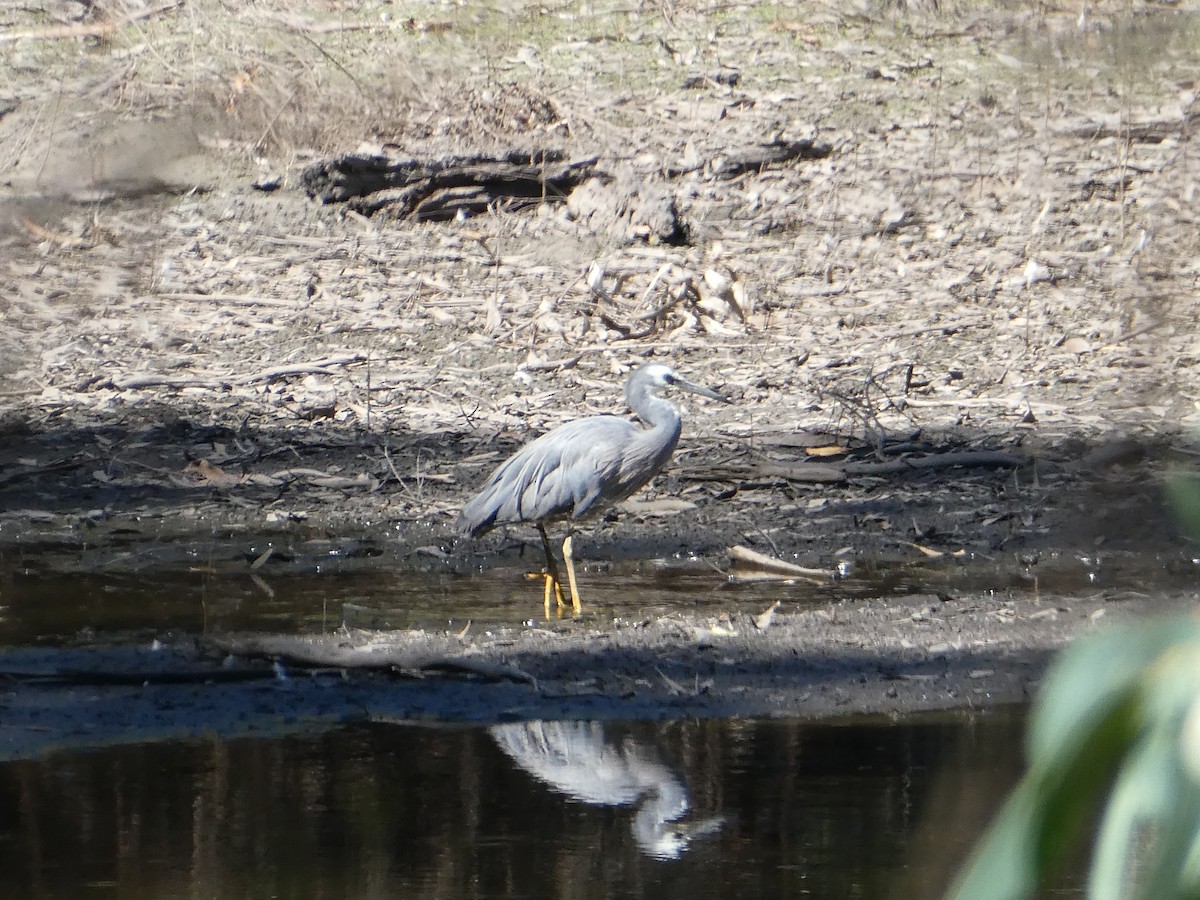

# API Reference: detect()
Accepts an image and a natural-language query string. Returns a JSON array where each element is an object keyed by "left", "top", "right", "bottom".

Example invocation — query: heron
[{"left": 456, "top": 363, "right": 729, "bottom": 614}]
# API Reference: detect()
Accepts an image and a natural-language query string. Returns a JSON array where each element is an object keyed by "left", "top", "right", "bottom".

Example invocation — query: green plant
[
  {"left": 1167, "top": 472, "right": 1200, "bottom": 544},
  {"left": 946, "top": 616, "right": 1200, "bottom": 900}
]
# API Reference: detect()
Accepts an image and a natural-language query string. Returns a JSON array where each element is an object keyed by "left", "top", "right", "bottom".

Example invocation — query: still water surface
[
  {"left": 2, "top": 545, "right": 1170, "bottom": 643},
  {"left": 0, "top": 709, "right": 1039, "bottom": 900},
  {"left": 0, "top": 561, "right": 1114, "bottom": 899}
]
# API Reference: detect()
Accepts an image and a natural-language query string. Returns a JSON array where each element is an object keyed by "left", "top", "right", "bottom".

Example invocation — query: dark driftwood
[
  {"left": 666, "top": 137, "right": 834, "bottom": 179},
  {"left": 300, "top": 139, "right": 830, "bottom": 236},
  {"left": 697, "top": 449, "right": 1027, "bottom": 486},
  {"left": 842, "top": 450, "right": 1027, "bottom": 476},
  {"left": 300, "top": 149, "right": 600, "bottom": 221}
]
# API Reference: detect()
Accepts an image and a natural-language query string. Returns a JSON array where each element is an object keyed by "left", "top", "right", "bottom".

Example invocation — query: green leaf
[
  {"left": 946, "top": 618, "right": 1200, "bottom": 900},
  {"left": 1177, "top": 810, "right": 1200, "bottom": 892},
  {"left": 1090, "top": 722, "right": 1182, "bottom": 900},
  {"left": 1029, "top": 620, "right": 1191, "bottom": 765},
  {"left": 1166, "top": 472, "right": 1200, "bottom": 541},
  {"left": 946, "top": 684, "right": 1139, "bottom": 900},
  {"left": 944, "top": 778, "right": 1044, "bottom": 900},
  {"left": 1134, "top": 776, "right": 1200, "bottom": 900}
]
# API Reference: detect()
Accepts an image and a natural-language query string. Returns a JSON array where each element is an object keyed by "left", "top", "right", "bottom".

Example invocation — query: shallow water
[
  {"left": 3, "top": 546, "right": 1194, "bottom": 645},
  {"left": 0, "top": 709, "right": 1049, "bottom": 900},
  {"left": 0, "top": 556, "right": 1146, "bottom": 899}
]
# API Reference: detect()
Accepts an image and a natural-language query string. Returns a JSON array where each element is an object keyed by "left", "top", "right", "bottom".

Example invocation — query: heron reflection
[{"left": 489, "top": 719, "right": 723, "bottom": 860}]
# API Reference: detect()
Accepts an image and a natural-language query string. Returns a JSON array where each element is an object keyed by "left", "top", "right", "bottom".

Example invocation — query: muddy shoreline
[
  {"left": 2, "top": 0, "right": 1198, "bottom": 754},
  {"left": 2, "top": 580, "right": 1196, "bottom": 761}
]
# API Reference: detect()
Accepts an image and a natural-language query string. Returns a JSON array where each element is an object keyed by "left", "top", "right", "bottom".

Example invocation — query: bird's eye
[{"left": 662, "top": 372, "right": 675, "bottom": 384}]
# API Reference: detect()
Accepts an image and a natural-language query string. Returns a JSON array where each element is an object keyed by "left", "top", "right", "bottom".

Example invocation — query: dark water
[
  {"left": 0, "top": 710, "right": 1032, "bottom": 900},
  {"left": 0, "top": 562, "right": 1115, "bottom": 900}
]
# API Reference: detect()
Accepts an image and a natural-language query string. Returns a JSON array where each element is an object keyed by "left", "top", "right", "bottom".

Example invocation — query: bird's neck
[
  {"left": 631, "top": 391, "right": 681, "bottom": 432},
  {"left": 632, "top": 398, "right": 683, "bottom": 472}
]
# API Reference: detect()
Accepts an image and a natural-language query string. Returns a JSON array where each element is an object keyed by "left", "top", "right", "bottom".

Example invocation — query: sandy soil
[{"left": 0, "top": 0, "right": 1197, "bottom": 732}]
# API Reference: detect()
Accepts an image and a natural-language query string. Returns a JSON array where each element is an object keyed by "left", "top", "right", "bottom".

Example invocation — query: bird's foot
[{"left": 526, "top": 571, "right": 570, "bottom": 617}]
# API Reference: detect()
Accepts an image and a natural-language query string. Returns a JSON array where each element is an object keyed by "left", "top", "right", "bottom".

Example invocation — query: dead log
[
  {"left": 666, "top": 137, "right": 834, "bottom": 179},
  {"left": 299, "top": 138, "right": 829, "bottom": 239},
  {"left": 696, "top": 449, "right": 1027, "bottom": 487},
  {"left": 300, "top": 149, "right": 600, "bottom": 221},
  {"left": 203, "top": 632, "right": 538, "bottom": 686}
]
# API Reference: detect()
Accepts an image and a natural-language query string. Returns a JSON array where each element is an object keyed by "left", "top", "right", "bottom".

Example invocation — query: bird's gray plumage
[{"left": 457, "top": 363, "right": 724, "bottom": 538}]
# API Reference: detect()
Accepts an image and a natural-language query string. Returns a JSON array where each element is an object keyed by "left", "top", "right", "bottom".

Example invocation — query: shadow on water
[{"left": 0, "top": 709, "right": 1071, "bottom": 900}]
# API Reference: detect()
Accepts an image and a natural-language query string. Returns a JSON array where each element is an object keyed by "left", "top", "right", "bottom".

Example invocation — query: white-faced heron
[{"left": 457, "top": 363, "right": 729, "bottom": 613}]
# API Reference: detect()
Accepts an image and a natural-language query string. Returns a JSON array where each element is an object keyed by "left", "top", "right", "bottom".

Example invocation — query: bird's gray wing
[{"left": 458, "top": 416, "right": 635, "bottom": 536}]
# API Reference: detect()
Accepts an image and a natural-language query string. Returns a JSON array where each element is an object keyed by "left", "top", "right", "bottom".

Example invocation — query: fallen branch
[
  {"left": 158, "top": 292, "right": 310, "bottom": 310},
  {"left": 100, "top": 353, "right": 367, "bottom": 391},
  {"left": 0, "top": 1, "right": 182, "bottom": 44},
  {"left": 726, "top": 545, "right": 832, "bottom": 583},
  {"left": 302, "top": 150, "right": 600, "bottom": 220},
  {"left": 714, "top": 449, "right": 1026, "bottom": 486},
  {"left": 204, "top": 632, "right": 536, "bottom": 686},
  {"left": 1056, "top": 108, "right": 1200, "bottom": 143},
  {"left": 232, "top": 353, "right": 367, "bottom": 385},
  {"left": 19, "top": 216, "right": 93, "bottom": 248},
  {"left": 665, "top": 137, "right": 834, "bottom": 179},
  {"left": 843, "top": 450, "right": 1027, "bottom": 476},
  {"left": 887, "top": 318, "right": 991, "bottom": 340},
  {"left": 418, "top": 658, "right": 538, "bottom": 688},
  {"left": 109, "top": 374, "right": 208, "bottom": 390},
  {"left": 728, "top": 461, "right": 848, "bottom": 484}
]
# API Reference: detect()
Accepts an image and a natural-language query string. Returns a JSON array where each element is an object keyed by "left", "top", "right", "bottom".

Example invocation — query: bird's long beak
[{"left": 675, "top": 376, "right": 732, "bottom": 404}]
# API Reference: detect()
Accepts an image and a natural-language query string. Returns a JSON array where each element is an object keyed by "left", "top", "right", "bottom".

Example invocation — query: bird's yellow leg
[
  {"left": 562, "top": 531, "right": 582, "bottom": 614},
  {"left": 536, "top": 524, "right": 569, "bottom": 613},
  {"left": 526, "top": 571, "right": 564, "bottom": 617}
]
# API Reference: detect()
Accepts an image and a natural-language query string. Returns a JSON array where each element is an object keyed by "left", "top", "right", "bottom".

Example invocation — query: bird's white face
[
  {"left": 640, "top": 363, "right": 678, "bottom": 388},
  {"left": 630, "top": 362, "right": 727, "bottom": 404}
]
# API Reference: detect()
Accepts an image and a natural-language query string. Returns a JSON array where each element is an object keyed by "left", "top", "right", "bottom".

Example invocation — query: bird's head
[
  {"left": 638, "top": 363, "right": 678, "bottom": 389},
  {"left": 632, "top": 363, "right": 729, "bottom": 403}
]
